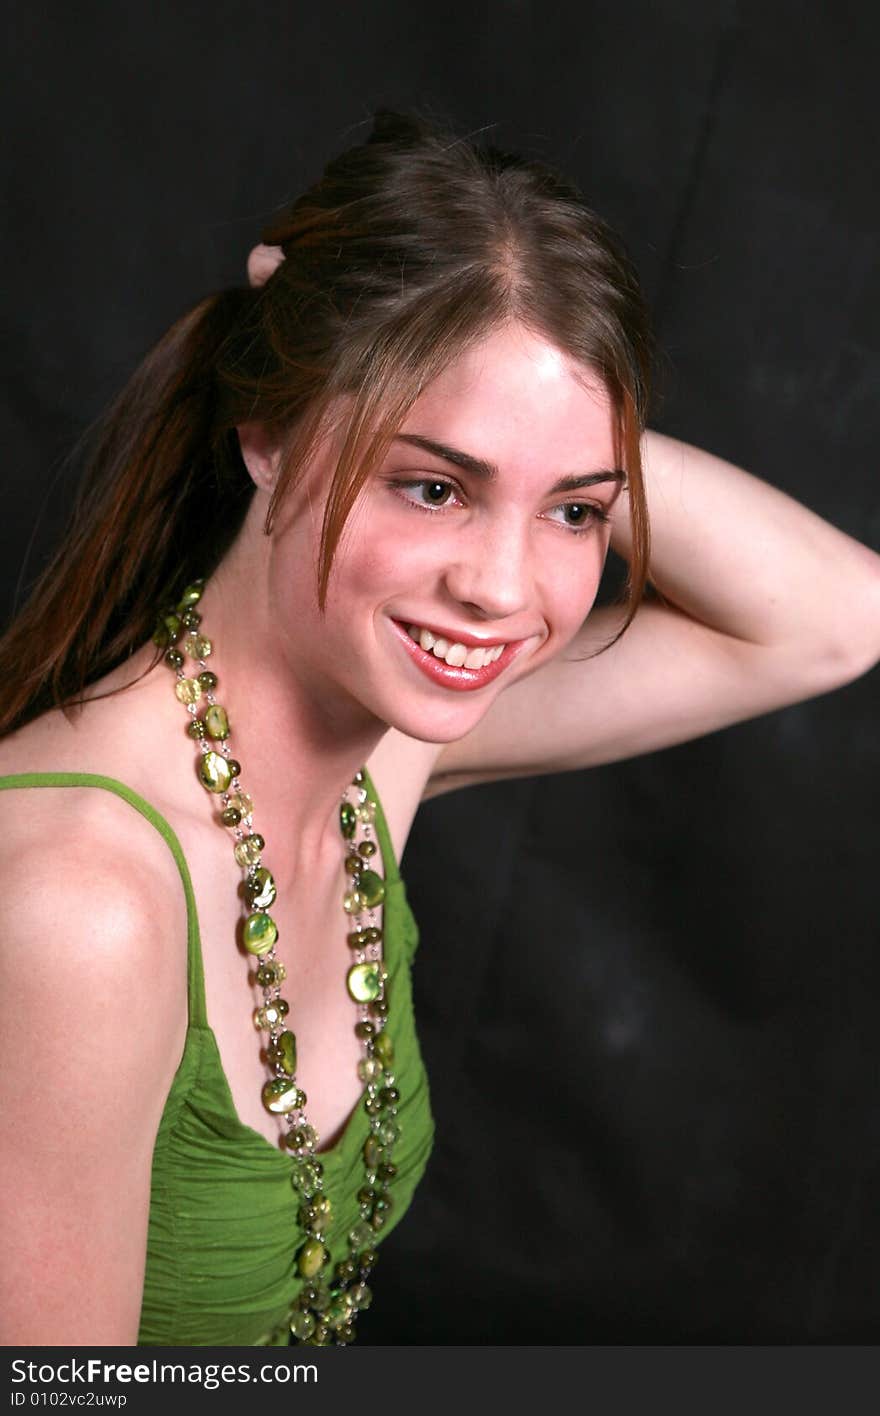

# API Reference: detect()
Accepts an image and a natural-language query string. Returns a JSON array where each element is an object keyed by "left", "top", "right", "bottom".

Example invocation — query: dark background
[{"left": 3, "top": 2, "right": 878, "bottom": 1342}]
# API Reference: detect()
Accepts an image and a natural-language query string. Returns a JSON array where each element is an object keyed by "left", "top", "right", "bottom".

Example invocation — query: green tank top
[{"left": 0, "top": 770, "right": 434, "bottom": 1346}]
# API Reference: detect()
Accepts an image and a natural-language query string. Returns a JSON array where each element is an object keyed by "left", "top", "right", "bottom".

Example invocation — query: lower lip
[{"left": 389, "top": 620, "right": 523, "bottom": 692}]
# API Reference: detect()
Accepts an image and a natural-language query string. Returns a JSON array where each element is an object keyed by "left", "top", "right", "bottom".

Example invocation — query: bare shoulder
[{"left": 0, "top": 770, "right": 188, "bottom": 1342}]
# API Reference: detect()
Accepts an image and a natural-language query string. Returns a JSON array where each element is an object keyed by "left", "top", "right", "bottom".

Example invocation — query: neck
[{"left": 182, "top": 520, "right": 389, "bottom": 880}]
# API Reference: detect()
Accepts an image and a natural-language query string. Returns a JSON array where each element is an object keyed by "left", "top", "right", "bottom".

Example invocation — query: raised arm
[
  {"left": 427, "top": 431, "right": 880, "bottom": 792},
  {"left": 0, "top": 799, "right": 187, "bottom": 1344}
]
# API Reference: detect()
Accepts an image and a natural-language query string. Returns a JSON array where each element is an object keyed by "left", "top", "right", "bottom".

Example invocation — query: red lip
[{"left": 389, "top": 619, "right": 525, "bottom": 692}]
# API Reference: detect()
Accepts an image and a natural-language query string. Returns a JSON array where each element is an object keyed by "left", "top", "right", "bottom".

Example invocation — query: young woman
[{"left": 0, "top": 110, "right": 877, "bottom": 1348}]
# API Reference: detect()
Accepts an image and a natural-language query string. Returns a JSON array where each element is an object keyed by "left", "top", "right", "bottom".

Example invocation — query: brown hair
[{"left": 0, "top": 109, "right": 653, "bottom": 738}]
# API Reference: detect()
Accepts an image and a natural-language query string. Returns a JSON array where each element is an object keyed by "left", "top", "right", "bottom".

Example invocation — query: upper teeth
[{"left": 407, "top": 624, "right": 505, "bottom": 670}]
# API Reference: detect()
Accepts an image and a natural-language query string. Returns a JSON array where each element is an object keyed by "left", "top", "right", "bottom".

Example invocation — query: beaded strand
[{"left": 153, "top": 578, "right": 401, "bottom": 1345}]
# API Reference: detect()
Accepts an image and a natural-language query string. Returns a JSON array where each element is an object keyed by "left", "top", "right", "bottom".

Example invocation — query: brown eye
[{"left": 424, "top": 481, "right": 450, "bottom": 504}]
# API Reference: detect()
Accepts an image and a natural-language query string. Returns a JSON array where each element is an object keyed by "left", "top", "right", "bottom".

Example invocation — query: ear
[{"left": 237, "top": 422, "right": 283, "bottom": 492}]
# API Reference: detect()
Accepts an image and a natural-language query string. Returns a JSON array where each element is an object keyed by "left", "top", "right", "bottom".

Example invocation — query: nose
[{"left": 442, "top": 516, "right": 533, "bottom": 622}]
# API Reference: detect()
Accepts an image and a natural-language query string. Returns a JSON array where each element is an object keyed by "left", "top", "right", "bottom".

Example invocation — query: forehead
[{"left": 399, "top": 323, "right": 616, "bottom": 469}]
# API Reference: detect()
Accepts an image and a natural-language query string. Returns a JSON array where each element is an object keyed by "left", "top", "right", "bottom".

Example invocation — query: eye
[
  {"left": 543, "top": 501, "right": 610, "bottom": 534},
  {"left": 389, "top": 478, "right": 462, "bottom": 511}
]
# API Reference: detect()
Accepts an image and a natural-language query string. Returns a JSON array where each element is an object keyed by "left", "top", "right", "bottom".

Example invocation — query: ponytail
[{"left": 0, "top": 289, "right": 256, "bottom": 737}]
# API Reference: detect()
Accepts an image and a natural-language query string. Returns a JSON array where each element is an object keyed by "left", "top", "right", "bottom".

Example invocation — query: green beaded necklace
[{"left": 153, "top": 578, "right": 401, "bottom": 1346}]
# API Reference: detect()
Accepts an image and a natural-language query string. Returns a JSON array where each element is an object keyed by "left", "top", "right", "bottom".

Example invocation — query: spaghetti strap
[{"left": 0, "top": 771, "right": 207, "bottom": 1028}]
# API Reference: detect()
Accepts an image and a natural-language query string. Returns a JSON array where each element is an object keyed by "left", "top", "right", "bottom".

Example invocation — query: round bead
[
  {"left": 358, "top": 1057, "right": 383, "bottom": 1083},
  {"left": 180, "top": 608, "right": 202, "bottom": 629},
  {"left": 165, "top": 649, "right": 184, "bottom": 669},
  {"left": 197, "top": 670, "right": 217, "bottom": 689},
  {"left": 339, "top": 801, "right": 357, "bottom": 839},
  {"left": 234, "top": 836, "right": 262, "bottom": 867},
  {"left": 380, "top": 1086, "right": 400, "bottom": 1106},
  {"left": 372, "top": 1030, "right": 394, "bottom": 1067},
  {"left": 226, "top": 759, "right": 242, "bottom": 780},
  {"left": 220, "top": 806, "right": 241, "bottom": 826},
  {"left": 290, "top": 1157, "right": 324, "bottom": 1198},
  {"left": 174, "top": 676, "right": 201, "bottom": 705},
  {"left": 349, "top": 1220, "right": 373, "bottom": 1249},
  {"left": 358, "top": 869, "right": 385, "bottom": 909},
  {"left": 244, "top": 867, "right": 276, "bottom": 909},
  {"left": 290, "top": 1310, "right": 315, "bottom": 1341},
  {"left": 205, "top": 704, "right": 230, "bottom": 740},
  {"left": 358, "top": 840, "right": 377, "bottom": 858},
  {"left": 296, "top": 1238, "right": 328, "bottom": 1280},
  {"left": 351, "top": 1283, "right": 372, "bottom": 1311},
  {"left": 198, "top": 751, "right": 232, "bottom": 793},
  {"left": 262, "top": 1078, "right": 302, "bottom": 1114},
  {"left": 255, "top": 960, "right": 285, "bottom": 988},
  {"left": 243, "top": 911, "right": 278, "bottom": 954},
  {"left": 344, "top": 854, "right": 363, "bottom": 876},
  {"left": 371, "top": 997, "right": 389, "bottom": 1020},
  {"left": 354, "top": 1021, "right": 375, "bottom": 1040},
  {"left": 365, "top": 926, "right": 383, "bottom": 944},
  {"left": 378, "top": 1119, "right": 401, "bottom": 1147},
  {"left": 347, "top": 962, "right": 382, "bottom": 1003},
  {"left": 183, "top": 633, "right": 212, "bottom": 660},
  {"left": 227, "top": 791, "right": 253, "bottom": 817},
  {"left": 268, "top": 1029, "right": 297, "bottom": 1076},
  {"left": 187, "top": 718, "right": 206, "bottom": 739}
]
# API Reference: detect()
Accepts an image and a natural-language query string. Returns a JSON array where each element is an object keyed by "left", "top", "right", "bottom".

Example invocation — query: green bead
[
  {"left": 187, "top": 717, "right": 207, "bottom": 739},
  {"left": 378, "top": 1119, "right": 400, "bottom": 1147},
  {"left": 344, "top": 853, "right": 363, "bottom": 876},
  {"left": 226, "top": 759, "right": 242, "bottom": 780},
  {"left": 296, "top": 1238, "right": 328, "bottom": 1280},
  {"left": 343, "top": 889, "right": 365, "bottom": 915},
  {"left": 351, "top": 1283, "right": 372, "bottom": 1311},
  {"left": 165, "top": 648, "right": 184, "bottom": 669},
  {"left": 358, "top": 840, "right": 377, "bottom": 858},
  {"left": 347, "top": 961, "right": 382, "bottom": 1003},
  {"left": 349, "top": 1220, "right": 373, "bottom": 1249},
  {"left": 245, "top": 867, "right": 276, "bottom": 909},
  {"left": 290, "top": 1157, "right": 323, "bottom": 1198},
  {"left": 290, "top": 1310, "right": 315, "bottom": 1341},
  {"left": 227, "top": 790, "right": 253, "bottom": 817},
  {"left": 162, "top": 612, "right": 182, "bottom": 643},
  {"left": 358, "top": 1057, "right": 383, "bottom": 1083},
  {"left": 243, "top": 911, "right": 278, "bottom": 955},
  {"left": 268, "top": 1029, "right": 297, "bottom": 1076},
  {"left": 205, "top": 704, "right": 230, "bottom": 740},
  {"left": 327, "top": 1294, "right": 354, "bottom": 1329},
  {"left": 357, "top": 798, "right": 376, "bottom": 823},
  {"left": 358, "top": 870, "right": 385, "bottom": 909},
  {"left": 234, "top": 836, "right": 262, "bottom": 867},
  {"left": 256, "top": 960, "right": 285, "bottom": 988},
  {"left": 262, "top": 1077, "right": 302, "bottom": 1114},
  {"left": 373, "top": 1030, "right": 394, "bottom": 1067},
  {"left": 380, "top": 1086, "right": 400, "bottom": 1106},
  {"left": 177, "top": 580, "right": 205, "bottom": 609},
  {"left": 354, "top": 1021, "right": 375, "bottom": 1040},
  {"left": 221, "top": 806, "right": 241, "bottom": 826},
  {"left": 197, "top": 670, "right": 217, "bottom": 689},
  {"left": 198, "top": 750, "right": 232, "bottom": 793},
  {"left": 371, "top": 996, "right": 389, "bottom": 1019},
  {"left": 347, "top": 929, "right": 369, "bottom": 950},
  {"left": 180, "top": 608, "right": 201, "bottom": 629},
  {"left": 363, "top": 1136, "right": 384, "bottom": 1170},
  {"left": 175, "top": 676, "right": 201, "bottom": 706},
  {"left": 339, "top": 801, "right": 357, "bottom": 838},
  {"left": 183, "top": 633, "right": 212, "bottom": 660},
  {"left": 254, "top": 997, "right": 288, "bottom": 1028}
]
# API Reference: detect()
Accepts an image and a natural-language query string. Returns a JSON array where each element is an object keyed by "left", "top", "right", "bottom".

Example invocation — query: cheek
[{"left": 543, "top": 543, "right": 608, "bottom": 637}]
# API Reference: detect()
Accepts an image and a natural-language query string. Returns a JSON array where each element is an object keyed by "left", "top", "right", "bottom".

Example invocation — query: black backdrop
[{"left": 3, "top": 2, "right": 878, "bottom": 1343}]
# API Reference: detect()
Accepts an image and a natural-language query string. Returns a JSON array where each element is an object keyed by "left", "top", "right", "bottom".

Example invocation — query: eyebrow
[{"left": 394, "top": 433, "right": 626, "bottom": 495}]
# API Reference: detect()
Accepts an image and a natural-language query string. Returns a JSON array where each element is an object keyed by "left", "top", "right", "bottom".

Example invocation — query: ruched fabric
[{"left": 0, "top": 770, "right": 434, "bottom": 1346}]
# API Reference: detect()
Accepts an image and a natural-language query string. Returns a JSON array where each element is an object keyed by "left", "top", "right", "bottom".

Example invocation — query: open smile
[{"left": 389, "top": 618, "right": 527, "bottom": 692}]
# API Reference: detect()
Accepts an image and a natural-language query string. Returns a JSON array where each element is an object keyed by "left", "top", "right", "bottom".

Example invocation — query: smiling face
[{"left": 266, "top": 321, "right": 623, "bottom": 745}]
